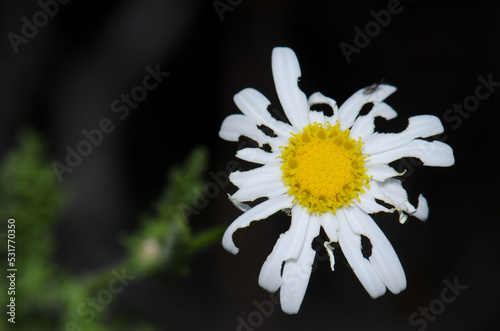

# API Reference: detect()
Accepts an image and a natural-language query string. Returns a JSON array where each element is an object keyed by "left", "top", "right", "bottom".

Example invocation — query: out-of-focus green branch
[
  {"left": 0, "top": 129, "right": 222, "bottom": 330},
  {"left": 123, "top": 145, "right": 225, "bottom": 276}
]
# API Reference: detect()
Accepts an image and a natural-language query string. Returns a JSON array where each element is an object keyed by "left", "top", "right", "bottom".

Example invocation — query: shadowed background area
[{"left": 0, "top": 0, "right": 498, "bottom": 330}]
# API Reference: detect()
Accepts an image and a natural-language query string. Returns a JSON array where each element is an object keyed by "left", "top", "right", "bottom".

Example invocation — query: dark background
[{"left": 0, "top": 0, "right": 498, "bottom": 330}]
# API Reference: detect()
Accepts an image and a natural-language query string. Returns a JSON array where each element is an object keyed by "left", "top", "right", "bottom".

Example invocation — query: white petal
[
  {"left": 366, "top": 164, "right": 404, "bottom": 182},
  {"left": 414, "top": 194, "right": 429, "bottom": 221},
  {"left": 369, "top": 179, "right": 424, "bottom": 223},
  {"left": 272, "top": 47, "right": 310, "bottom": 129},
  {"left": 363, "top": 115, "right": 444, "bottom": 154},
  {"left": 258, "top": 205, "right": 310, "bottom": 292},
  {"left": 338, "top": 85, "right": 397, "bottom": 130},
  {"left": 229, "top": 163, "right": 281, "bottom": 188},
  {"left": 370, "top": 179, "right": 416, "bottom": 214},
  {"left": 308, "top": 92, "right": 339, "bottom": 123},
  {"left": 219, "top": 114, "right": 258, "bottom": 142},
  {"left": 230, "top": 164, "right": 287, "bottom": 202},
  {"left": 219, "top": 114, "right": 283, "bottom": 151},
  {"left": 338, "top": 209, "right": 386, "bottom": 298},
  {"left": 365, "top": 140, "right": 455, "bottom": 167},
  {"left": 319, "top": 212, "right": 339, "bottom": 242},
  {"left": 308, "top": 92, "right": 338, "bottom": 110},
  {"left": 308, "top": 110, "right": 325, "bottom": 126},
  {"left": 234, "top": 88, "right": 295, "bottom": 138},
  {"left": 280, "top": 217, "right": 320, "bottom": 314},
  {"left": 222, "top": 194, "right": 293, "bottom": 255},
  {"left": 232, "top": 180, "right": 288, "bottom": 202},
  {"left": 350, "top": 102, "right": 398, "bottom": 140},
  {"left": 355, "top": 190, "right": 391, "bottom": 214},
  {"left": 344, "top": 206, "right": 407, "bottom": 295},
  {"left": 235, "top": 148, "right": 281, "bottom": 164},
  {"left": 228, "top": 194, "right": 251, "bottom": 212}
]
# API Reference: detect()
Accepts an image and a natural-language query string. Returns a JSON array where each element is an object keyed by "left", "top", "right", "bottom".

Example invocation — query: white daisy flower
[{"left": 219, "top": 47, "right": 454, "bottom": 314}]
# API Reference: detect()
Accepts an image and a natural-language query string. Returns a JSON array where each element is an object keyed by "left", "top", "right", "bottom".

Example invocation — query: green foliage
[
  {"left": 124, "top": 146, "right": 225, "bottom": 276},
  {"left": 0, "top": 129, "right": 66, "bottom": 330},
  {"left": 0, "top": 129, "right": 221, "bottom": 330}
]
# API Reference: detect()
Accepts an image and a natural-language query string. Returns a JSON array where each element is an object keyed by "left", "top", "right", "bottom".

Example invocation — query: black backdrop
[{"left": 0, "top": 0, "right": 498, "bottom": 330}]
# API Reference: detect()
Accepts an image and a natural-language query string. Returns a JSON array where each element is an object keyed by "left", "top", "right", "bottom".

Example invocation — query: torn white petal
[
  {"left": 338, "top": 84, "right": 397, "bottom": 130},
  {"left": 414, "top": 194, "right": 429, "bottom": 222},
  {"left": 350, "top": 102, "right": 398, "bottom": 140},
  {"left": 280, "top": 219, "right": 320, "bottom": 314},
  {"left": 258, "top": 205, "right": 310, "bottom": 292},
  {"left": 355, "top": 191, "right": 391, "bottom": 215},
  {"left": 308, "top": 92, "right": 339, "bottom": 123},
  {"left": 344, "top": 206, "right": 407, "bottom": 295},
  {"left": 398, "top": 211, "right": 409, "bottom": 224},
  {"left": 370, "top": 179, "right": 417, "bottom": 216},
  {"left": 222, "top": 194, "right": 293, "bottom": 255},
  {"left": 363, "top": 115, "right": 445, "bottom": 154},
  {"left": 234, "top": 88, "right": 295, "bottom": 139},
  {"left": 365, "top": 140, "right": 455, "bottom": 167},
  {"left": 227, "top": 194, "right": 251, "bottom": 212},
  {"left": 338, "top": 209, "right": 386, "bottom": 298},
  {"left": 219, "top": 114, "right": 282, "bottom": 151}
]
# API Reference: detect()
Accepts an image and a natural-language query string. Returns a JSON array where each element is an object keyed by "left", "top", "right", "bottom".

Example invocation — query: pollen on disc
[{"left": 279, "top": 122, "right": 370, "bottom": 215}]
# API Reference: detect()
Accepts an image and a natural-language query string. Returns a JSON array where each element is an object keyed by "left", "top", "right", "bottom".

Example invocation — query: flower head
[{"left": 219, "top": 47, "right": 454, "bottom": 314}]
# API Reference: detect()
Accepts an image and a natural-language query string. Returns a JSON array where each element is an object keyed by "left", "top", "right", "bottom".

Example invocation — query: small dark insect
[
  {"left": 363, "top": 78, "right": 386, "bottom": 95},
  {"left": 363, "top": 83, "right": 379, "bottom": 95}
]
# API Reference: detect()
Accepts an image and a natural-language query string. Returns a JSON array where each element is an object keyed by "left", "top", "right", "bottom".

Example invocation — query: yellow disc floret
[{"left": 279, "top": 121, "right": 370, "bottom": 215}]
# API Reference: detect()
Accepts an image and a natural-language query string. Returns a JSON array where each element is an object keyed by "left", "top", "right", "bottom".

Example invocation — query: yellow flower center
[{"left": 279, "top": 121, "right": 370, "bottom": 215}]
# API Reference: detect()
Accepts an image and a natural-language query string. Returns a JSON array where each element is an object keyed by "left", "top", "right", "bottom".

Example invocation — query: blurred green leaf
[
  {"left": 124, "top": 146, "right": 222, "bottom": 275},
  {"left": 0, "top": 132, "right": 221, "bottom": 330}
]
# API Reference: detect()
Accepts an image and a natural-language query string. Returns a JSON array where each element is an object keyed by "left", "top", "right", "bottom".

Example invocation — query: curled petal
[
  {"left": 324, "top": 241, "right": 336, "bottom": 271},
  {"left": 227, "top": 194, "right": 251, "bottom": 212},
  {"left": 414, "top": 194, "right": 429, "bottom": 221},
  {"left": 319, "top": 212, "right": 340, "bottom": 271}
]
